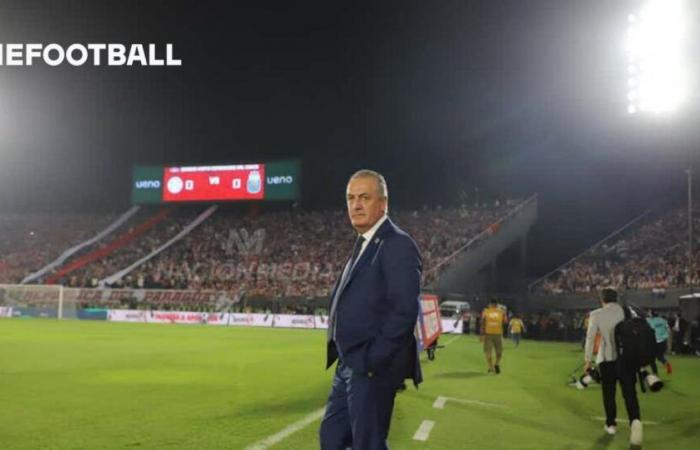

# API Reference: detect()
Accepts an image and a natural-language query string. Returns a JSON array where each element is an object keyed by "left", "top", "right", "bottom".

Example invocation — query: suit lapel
[{"left": 337, "top": 218, "right": 393, "bottom": 296}]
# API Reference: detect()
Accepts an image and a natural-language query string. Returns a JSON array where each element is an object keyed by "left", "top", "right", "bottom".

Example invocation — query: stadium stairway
[{"left": 428, "top": 194, "right": 538, "bottom": 297}]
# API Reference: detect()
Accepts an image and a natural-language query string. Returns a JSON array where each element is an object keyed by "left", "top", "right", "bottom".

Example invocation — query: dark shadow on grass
[
  {"left": 432, "top": 371, "right": 487, "bottom": 380},
  {"left": 629, "top": 444, "right": 642, "bottom": 450},
  {"left": 213, "top": 388, "right": 329, "bottom": 420},
  {"left": 664, "top": 382, "right": 690, "bottom": 397},
  {"left": 588, "top": 434, "right": 614, "bottom": 449},
  {"left": 681, "top": 421, "right": 700, "bottom": 438}
]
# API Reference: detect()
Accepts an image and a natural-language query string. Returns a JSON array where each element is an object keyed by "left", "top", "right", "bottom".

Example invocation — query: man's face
[{"left": 346, "top": 176, "right": 387, "bottom": 234}]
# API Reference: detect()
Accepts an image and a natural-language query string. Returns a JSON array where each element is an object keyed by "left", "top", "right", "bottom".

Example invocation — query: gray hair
[{"left": 348, "top": 169, "right": 389, "bottom": 199}]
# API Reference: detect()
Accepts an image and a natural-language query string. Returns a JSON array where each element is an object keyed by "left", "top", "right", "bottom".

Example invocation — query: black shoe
[{"left": 494, "top": 365, "right": 501, "bottom": 374}]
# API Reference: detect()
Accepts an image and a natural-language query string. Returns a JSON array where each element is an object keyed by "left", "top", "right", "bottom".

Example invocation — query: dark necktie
[{"left": 328, "top": 235, "right": 366, "bottom": 341}]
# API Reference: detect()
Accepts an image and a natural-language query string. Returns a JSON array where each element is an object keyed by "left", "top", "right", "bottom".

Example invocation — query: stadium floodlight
[{"left": 625, "top": 0, "right": 688, "bottom": 114}]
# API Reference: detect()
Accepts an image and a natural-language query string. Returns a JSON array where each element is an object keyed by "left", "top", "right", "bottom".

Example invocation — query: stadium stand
[
  {"left": 535, "top": 206, "right": 698, "bottom": 295},
  {"left": 0, "top": 201, "right": 520, "bottom": 310},
  {"left": 0, "top": 213, "right": 115, "bottom": 284}
]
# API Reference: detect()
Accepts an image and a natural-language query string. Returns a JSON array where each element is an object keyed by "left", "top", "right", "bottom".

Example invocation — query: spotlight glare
[{"left": 624, "top": 0, "right": 688, "bottom": 115}]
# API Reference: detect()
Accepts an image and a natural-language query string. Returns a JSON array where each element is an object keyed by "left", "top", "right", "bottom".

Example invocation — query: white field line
[
  {"left": 432, "top": 396, "right": 447, "bottom": 409},
  {"left": 412, "top": 420, "right": 436, "bottom": 441},
  {"left": 442, "top": 334, "right": 461, "bottom": 346},
  {"left": 245, "top": 407, "right": 326, "bottom": 450},
  {"left": 592, "top": 417, "right": 659, "bottom": 426},
  {"left": 433, "top": 395, "right": 507, "bottom": 409}
]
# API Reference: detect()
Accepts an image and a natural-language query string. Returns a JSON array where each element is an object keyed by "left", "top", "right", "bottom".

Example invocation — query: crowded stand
[
  {"left": 96, "top": 202, "right": 516, "bottom": 298},
  {"left": 0, "top": 213, "right": 114, "bottom": 284},
  {"left": 1, "top": 200, "right": 520, "bottom": 309},
  {"left": 115, "top": 204, "right": 516, "bottom": 299},
  {"left": 63, "top": 211, "right": 193, "bottom": 289},
  {"left": 537, "top": 207, "right": 699, "bottom": 295}
]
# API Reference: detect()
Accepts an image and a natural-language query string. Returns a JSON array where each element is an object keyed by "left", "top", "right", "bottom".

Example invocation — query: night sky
[{"left": 0, "top": 0, "right": 698, "bottom": 275}]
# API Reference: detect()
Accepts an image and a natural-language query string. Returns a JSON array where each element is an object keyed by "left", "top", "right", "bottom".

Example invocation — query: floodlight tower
[{"left": 625, "top": 0, "right": 694, "bottom": 291}]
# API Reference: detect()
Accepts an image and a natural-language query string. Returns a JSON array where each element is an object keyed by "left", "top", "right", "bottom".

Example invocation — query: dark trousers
[
  {"left": 319, "top": 363, "right": 398, "bottom": 450},
  {"left": 650, "top": 340, "right": 668, "bottom": 374},
  {"left": 598, "top": 360, "right": 641, "bottom": 426},
  {"left": 655, "top": 340, "right": 668, "bottom": 364}
]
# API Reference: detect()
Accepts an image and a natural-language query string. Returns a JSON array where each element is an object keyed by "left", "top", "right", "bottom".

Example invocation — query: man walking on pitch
[
  {"left": 481, "top": 299, "right": 507, "bottom": 373},
  {"left": 585, "top": 288, "right": 642, "bottom": 446},
  {"left": 320, "top": 169, "right": 422, "bottom": 450},
  {"left": 508, "top": 314, "right": 526, "bottom": 347}
]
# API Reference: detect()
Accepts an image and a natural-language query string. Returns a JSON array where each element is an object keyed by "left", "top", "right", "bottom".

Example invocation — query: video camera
[
  {"left": 639, "top": 369, "right": 664, "bottom": 392},
  {"left": 574, "top": 366, "right": 601, "bottom": 390}
]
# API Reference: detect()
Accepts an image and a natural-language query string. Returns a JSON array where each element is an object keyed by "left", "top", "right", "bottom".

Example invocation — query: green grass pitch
[{"left": 0, "top": 319, "right": 698, "bottom": 449}]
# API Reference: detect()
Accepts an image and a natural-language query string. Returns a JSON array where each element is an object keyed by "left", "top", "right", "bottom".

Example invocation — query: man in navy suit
[{"left": 319, "top": 169, "right": 423, "bottom": 450}]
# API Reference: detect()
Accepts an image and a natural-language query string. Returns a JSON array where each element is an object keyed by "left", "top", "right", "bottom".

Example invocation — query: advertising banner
[
  {"left": 69, "top": 287, "right": 240, "bottom": 307},
  {"left": 146, "top": 311, "right": 229, "bottom": 325},
  {"left": 314, "top": 314, "right": 329, "bottom": 329},
  {"left": 78, "top": 308, "right": 109, "bottom": 321},
  {"left": 107, "top": 309, "right": 148, "bottom": 323},
  {"left": 105, "top": 309, "right": 330, "bottom": 330},
  {"left": 419, "top": 294, "right": 442, "bottom": 347},
  {"left": 440, "top": 318, "right": 462, "bottom": 334},
  {"left": 272, "top": 314, "right": 316, "bottom": 328},
  {"left": 228, "top": 313, "right": 272, "bottom": 327}
]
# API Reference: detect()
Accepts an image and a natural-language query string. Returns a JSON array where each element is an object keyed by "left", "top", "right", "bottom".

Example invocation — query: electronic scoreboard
[{"left": 131, "top": 160, "right": 299, "bottom": 204}]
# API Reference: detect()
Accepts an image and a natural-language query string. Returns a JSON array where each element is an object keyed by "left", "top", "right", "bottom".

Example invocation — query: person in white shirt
[{"left": 584, "top": 288, "right": 642, "bottom": 446}]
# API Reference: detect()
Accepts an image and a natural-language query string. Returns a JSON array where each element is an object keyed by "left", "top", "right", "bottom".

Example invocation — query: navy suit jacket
[{"left": 326, "top": 217, "right": 423, "bottom": 386}]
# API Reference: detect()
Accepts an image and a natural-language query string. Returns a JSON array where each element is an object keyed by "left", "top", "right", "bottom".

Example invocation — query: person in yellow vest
[
  {"left": 481, "top": 299, "right": 508, "bottom": 373},
  {"left": 508, "top": 314, "right": 526, "bottom": 347}
]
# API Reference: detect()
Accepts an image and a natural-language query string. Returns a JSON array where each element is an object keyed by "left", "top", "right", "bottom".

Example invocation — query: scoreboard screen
[{"left": 132, "top": 160, "right": 300, "bottom": 204}]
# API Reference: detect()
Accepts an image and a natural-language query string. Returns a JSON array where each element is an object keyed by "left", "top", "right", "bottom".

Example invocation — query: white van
[{"left": 439, "top": 300, "right": 470, "bottom": 318}]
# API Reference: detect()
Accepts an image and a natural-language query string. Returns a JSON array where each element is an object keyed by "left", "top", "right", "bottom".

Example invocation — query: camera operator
[{"left": 584, "top": 288, "right": 642, "bottom": 446}]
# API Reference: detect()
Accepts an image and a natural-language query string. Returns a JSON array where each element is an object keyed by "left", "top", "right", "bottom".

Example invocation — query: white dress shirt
[{"left": 356, "top": 214, "right": 388, "bottom": 262}]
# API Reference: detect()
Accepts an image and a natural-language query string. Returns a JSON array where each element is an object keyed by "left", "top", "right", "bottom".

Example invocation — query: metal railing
[
  {"left": 423, "top": 194, "right": 538, "bottom": 283},
  {"left": 527, "top": 208, "right": 654, "bottom": 294}
]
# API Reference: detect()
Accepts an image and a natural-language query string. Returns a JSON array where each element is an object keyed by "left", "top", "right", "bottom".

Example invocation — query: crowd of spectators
[
  {"left": 458, "top": 308, "right": 698, "bottom": 354},
  {"left": 453, "top": 309, "right": 587, "bottom": 342},
  {"left": 1, "top": 200, "right": 521, "bottom": 303},
  {"left": 100, "top": 201, "right": 517, "bottom": 299},
  {"left": 537, "top": 208, "right": 700, "bottom": 295},
  {"left": 62, "top": 211, "right": 193, "bottom": 288},
  {"left": 518, "top": 310, "right": 699, "bottom": 354},
  {"left": 0, "top": 213, "right": 114, "bottom": 284}
]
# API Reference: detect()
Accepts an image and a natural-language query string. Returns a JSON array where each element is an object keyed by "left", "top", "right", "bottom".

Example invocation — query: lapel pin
[{"left": 374, "top": 238, "right": 380, "bottom": 244}]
